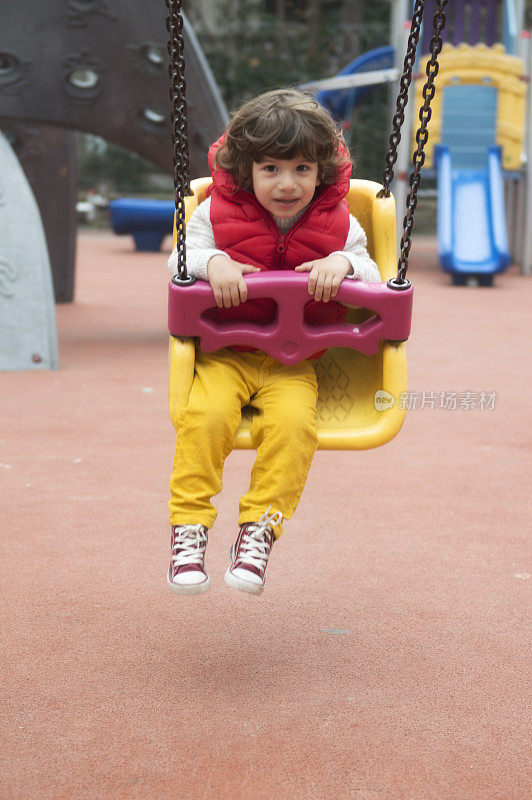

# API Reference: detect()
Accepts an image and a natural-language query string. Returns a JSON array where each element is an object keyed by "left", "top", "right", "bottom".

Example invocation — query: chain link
[
  {"left": 166, "top": 0, "right": 191, "bottom": 280},
  {"left": 378, "top": 0, "right": 426, "bottom": 199},
  {"left": 397, "top": 0, "right": 448, "bottom": 282}
]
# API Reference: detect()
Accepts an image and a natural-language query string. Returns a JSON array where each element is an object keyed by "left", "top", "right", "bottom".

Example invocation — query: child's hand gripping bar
[{"left": 168, "top": 271, "right": 413, "bottom": 366}]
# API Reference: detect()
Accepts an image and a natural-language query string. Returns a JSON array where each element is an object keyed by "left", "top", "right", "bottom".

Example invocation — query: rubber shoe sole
[
  {"left": 167, "top": 574, "right": 210, "bottom": 595},
  {"left": 224, "top": 546, "right": 264, "bottom": 595},
  {"left": 224, "top": 567, "right": 264, "bottom": 594}
]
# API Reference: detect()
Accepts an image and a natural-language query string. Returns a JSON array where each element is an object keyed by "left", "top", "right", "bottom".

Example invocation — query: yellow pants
[{"left": 169, "top": 348, "right": 319, "bottom": 538}]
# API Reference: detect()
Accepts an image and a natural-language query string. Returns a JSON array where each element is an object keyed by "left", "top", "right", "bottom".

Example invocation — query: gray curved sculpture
[
  {"left": 0, "top": 2, "right": 227, "bottom": 300},
  {"left": 3, "top": 124, "right": 78, "bottom": 303},
  {"left": 0, "top": 132, "right": 58, "bottom": 371}
]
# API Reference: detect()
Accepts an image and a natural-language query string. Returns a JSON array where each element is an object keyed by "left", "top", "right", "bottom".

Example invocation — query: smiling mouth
[{"left": 274, "top": 198, "right": 299, "bottom": 205}]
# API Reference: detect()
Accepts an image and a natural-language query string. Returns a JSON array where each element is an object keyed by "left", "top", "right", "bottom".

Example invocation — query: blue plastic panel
[{"left": 441, "top": 84, "right": 497, "bottom": 170}]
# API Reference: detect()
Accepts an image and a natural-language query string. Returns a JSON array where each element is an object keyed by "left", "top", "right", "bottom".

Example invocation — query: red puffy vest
[{"left": 207, "top": 136, "right": 352, "bottom": 332}]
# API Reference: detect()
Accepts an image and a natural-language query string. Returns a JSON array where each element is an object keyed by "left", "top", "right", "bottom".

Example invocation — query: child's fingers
[
  {"left": 313, "top": 270, "right": 327, "bottom": 301},
  {"left": 330, "top": 275, "right": 342, "bottom": 298},
  {"left": 213, "top": 277, "right": 247, "bottom": 307},
  {"left": 240, "top": 264, "right": 261, "bottom": 274},
  {"left": 307, "top": 267, "right": 318, "bottom": 295},
  {"left": 212, "top": 285, "right": 223, "bottom": 308},
  {"left": 220, "top": 284, "right": 234, "bottom": 308},
  {"left": 321, "top": 273, "right": 334, "bottom": 303},
  {"left": 295, "top": 262, "right": 313, "bottom": 272},
  {"left": 229, "top": 282, "right": 242, "bottom": 307},
  {"left": 238, "top": 278, "right": 248, "bottom": 303}
]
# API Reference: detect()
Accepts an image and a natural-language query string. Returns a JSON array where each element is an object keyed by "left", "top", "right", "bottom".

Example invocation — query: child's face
[{"left": 251, "top": 156, "right": 320, "bottom": 219}]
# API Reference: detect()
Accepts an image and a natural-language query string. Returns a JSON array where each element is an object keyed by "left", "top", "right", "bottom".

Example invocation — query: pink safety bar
[{"left": 168, "top": 272, "right": 413, "bottom": 366}]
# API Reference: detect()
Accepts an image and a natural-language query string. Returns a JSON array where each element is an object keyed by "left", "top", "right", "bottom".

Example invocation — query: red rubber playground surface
[{"left": 1, "top": 232, "right": 530, "bottom": 800}]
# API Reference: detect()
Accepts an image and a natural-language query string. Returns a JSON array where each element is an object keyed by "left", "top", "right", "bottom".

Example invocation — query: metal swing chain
[
  {"left": 397, "top": 0, "right": 448, "bottom": 282},
  {"left": 166, "top": 0, "right": 191, "bottom": 282},
  {"left": 378, "top": 0, "right": 448, "bottom": 286},
  {"left": 378, "top": 0, "right": 427, "bottom": 199}
]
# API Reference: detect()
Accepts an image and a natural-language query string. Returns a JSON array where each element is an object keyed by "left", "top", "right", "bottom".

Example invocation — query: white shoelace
[
  {"left": 237, "top": 507, "right": 283, "bottom": 571},
  {"left": 171, "top": 524, "right": 207, "bottom": 567}
]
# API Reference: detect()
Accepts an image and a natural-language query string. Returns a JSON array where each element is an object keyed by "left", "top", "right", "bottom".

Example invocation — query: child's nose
[{"left": 279, "top": 171, "right": 297, "bottom": 190}]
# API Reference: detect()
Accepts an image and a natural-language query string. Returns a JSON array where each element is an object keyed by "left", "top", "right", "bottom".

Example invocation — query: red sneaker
[
  {"left": 167, "top": 524, "right": 209, "bottom": 595},
  {"left": 224, "top": 508, "right": 283, "bottom": 595}
]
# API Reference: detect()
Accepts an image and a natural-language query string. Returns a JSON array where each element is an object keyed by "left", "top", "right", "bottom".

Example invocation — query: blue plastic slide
[{"left": 436, "top": 145, "right": 511, "bottom": 285}]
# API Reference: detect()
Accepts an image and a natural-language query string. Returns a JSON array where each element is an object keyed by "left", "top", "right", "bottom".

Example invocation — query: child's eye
[
  {"left": 263, "top": 164, "right": 277, "bottom": 173},
  {"left": 296, "top": 164, "right": 311, "bottom": 173}
]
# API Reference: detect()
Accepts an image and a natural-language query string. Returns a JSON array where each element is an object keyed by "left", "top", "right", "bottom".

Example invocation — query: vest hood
[{"left": 207, "top": 134, "right": 352, "bottom": 209}]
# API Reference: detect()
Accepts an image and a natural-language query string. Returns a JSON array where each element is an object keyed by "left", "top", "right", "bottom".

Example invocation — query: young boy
[{"left": 167, "top": 89, "right": 380, "bottom": 596}]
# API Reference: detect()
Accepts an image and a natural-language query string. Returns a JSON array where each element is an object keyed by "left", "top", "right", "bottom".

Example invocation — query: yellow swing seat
[{"left": 169, "top": 177, "right": 408, "bottom": 450}]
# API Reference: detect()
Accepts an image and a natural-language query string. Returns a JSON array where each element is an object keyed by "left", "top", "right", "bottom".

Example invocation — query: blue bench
[{"left": 109, "top": 198, "right": 174, "bottom": 251}]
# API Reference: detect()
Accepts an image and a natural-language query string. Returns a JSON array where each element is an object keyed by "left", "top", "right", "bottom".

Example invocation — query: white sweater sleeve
[
  {"left": 167, "top": 202, "right": 381, "bottom": 283},
  {"left": 330, "top": 214, "right": 382, "bottom": 283},
  {"left": 167, "top": 197, "right": 228, "bottom": 281}
]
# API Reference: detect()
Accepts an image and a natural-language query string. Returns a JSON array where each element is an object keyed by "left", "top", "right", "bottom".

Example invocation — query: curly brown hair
[{"left": 214, "top": 89, "right": 352, "bottom": 191}]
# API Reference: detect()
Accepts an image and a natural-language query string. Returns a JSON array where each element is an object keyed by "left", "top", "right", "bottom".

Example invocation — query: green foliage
[
  {"left": 197, "top": 0, "right": 391, "bottom": 110},
  {"left": 77, "top": 134, "right": 157, "bottom": 195},
  {"left": 197, "top": 5, "right": 329, "bottom": 109},
  {"left": 348, "top": 86, "right": 390, "bottom": 182}
]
